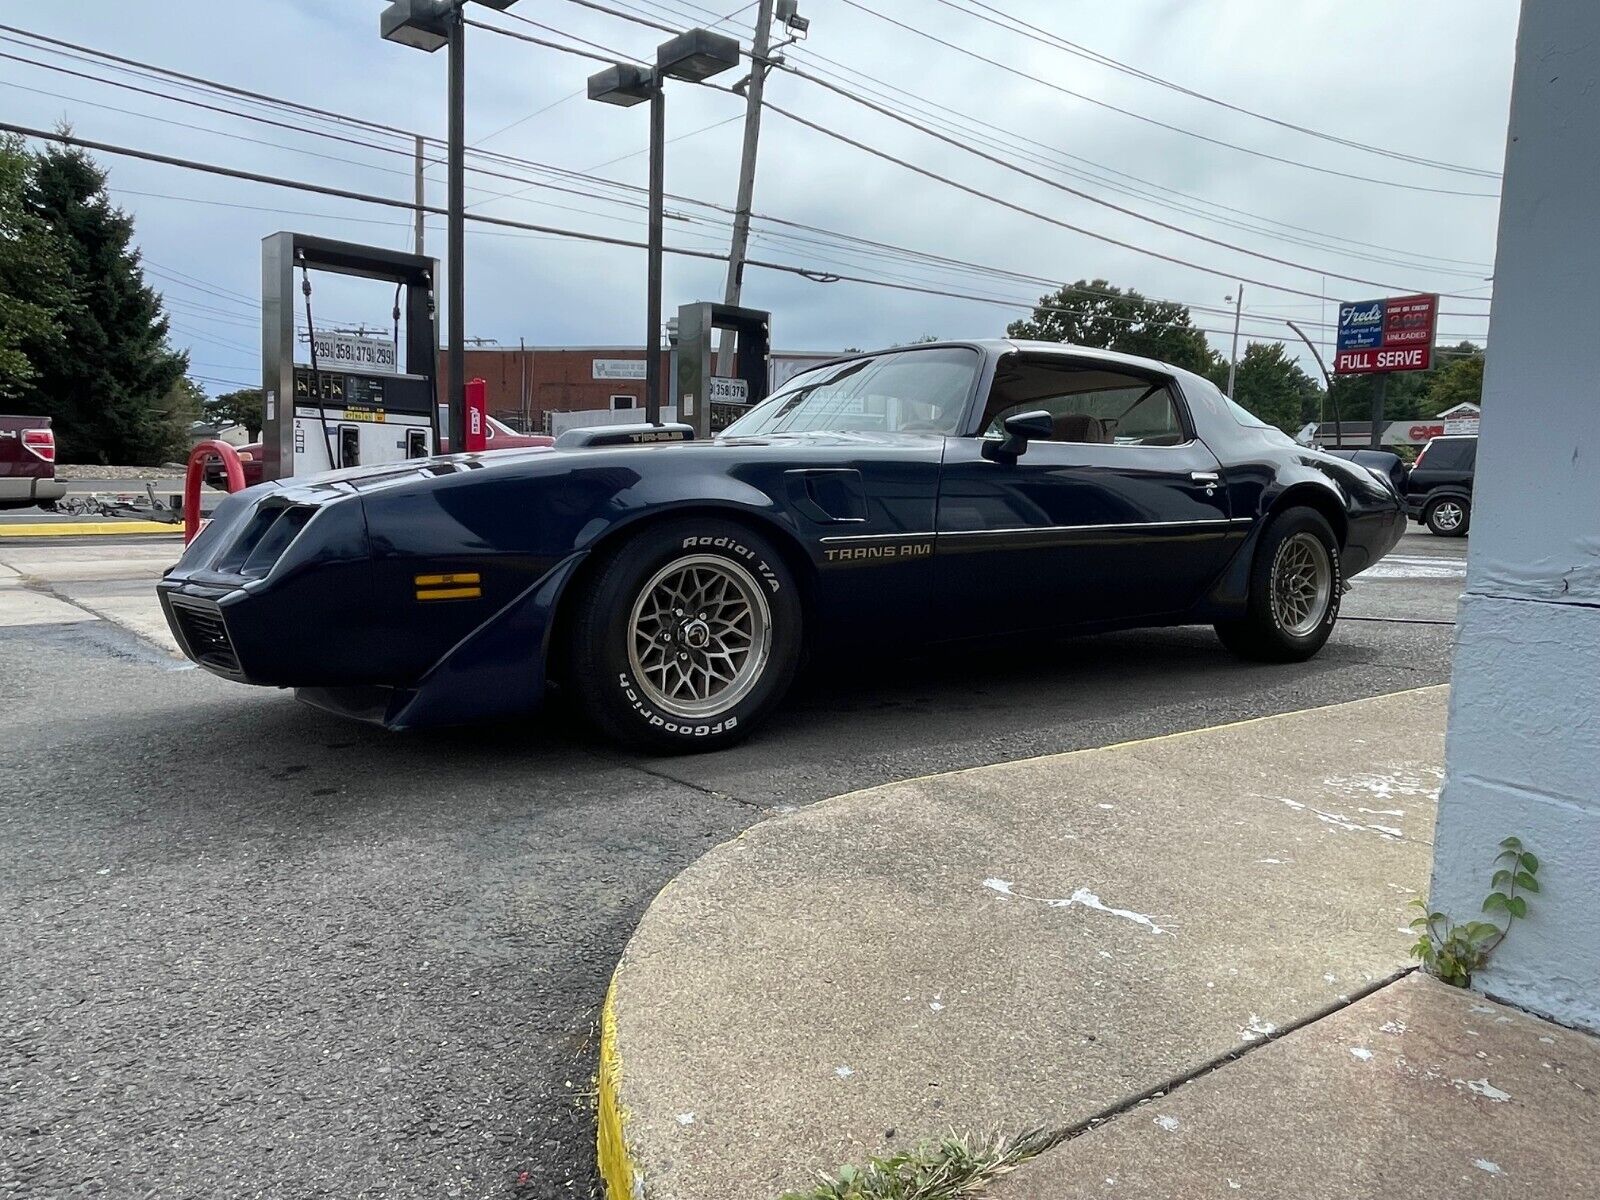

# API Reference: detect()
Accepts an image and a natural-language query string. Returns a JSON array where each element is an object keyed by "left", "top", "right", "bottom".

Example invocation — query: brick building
[
  {"left": 437, "top": 346, "right": 841, "bottom": 433},
  {"left": 439, "top": 347, "right": 667, "bottom": 432}
]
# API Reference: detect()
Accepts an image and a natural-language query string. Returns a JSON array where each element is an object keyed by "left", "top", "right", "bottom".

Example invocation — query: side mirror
[{"left": 982, "top": 409, "right": 1053, "bottom": 463}]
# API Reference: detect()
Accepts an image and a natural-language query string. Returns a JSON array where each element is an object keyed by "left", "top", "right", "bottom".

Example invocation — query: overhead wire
[
  {"left": 3, "top": 25, "right": 1493, "bottom": 350},
  {"left": 830, "top": 0, "right": 1499, "bottom": 199},
  {"left": 922, "top": 0, "right": 1500, "bottom": 178}
]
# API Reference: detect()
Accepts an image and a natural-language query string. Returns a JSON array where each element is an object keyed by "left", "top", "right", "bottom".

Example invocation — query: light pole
[
  {"left": 380, "top": 0, "right": 519, "bottom": 454},
  {"left": 1224, "top": 285, "right": 1244, "bottom": 398},
  {"left": 589, "top": 28, "right": 741, "bottom": 425}
]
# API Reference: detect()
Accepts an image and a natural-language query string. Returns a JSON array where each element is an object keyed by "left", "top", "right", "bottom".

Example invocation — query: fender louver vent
[{"left": 213, "top": 503, "right": 316, "bottom": 579}]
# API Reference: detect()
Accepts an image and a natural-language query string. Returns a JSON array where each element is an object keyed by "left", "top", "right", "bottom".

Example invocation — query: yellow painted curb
[
  {"left": 0, "top": 521, "right": 181, "bottom": 538},
  {"left": 597, "top": 976, "right": 643, "bottom": 1200}
]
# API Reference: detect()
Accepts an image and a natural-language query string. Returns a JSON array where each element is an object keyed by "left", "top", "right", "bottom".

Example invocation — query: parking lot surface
[{"left": 0, "top": 526, "right": 1463, "bottom": 1198}]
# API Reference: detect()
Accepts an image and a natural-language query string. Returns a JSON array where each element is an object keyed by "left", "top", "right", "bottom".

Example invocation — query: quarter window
[{"left": 980, "top": 361, "right": 1188, "bottom": 446}]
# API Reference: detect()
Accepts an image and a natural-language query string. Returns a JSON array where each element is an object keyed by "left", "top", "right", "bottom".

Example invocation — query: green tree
[
  {"left": 0, "top": 134, "right": 71, "bottom": 402},
  {"left": 1230, "top": 341, "right": 1322, "bottom": 434},
  {"left": 16, "top": 138, "right": 188, "bottom": 463},
  {"left": 1425, "top": 350, "right": 1485, "bottom": 412},
  {"left": 1007, "top": 279, "right": 1223, "bottom": 378},
  {"left": 206, "top": 387, "right": 264, "bottom": 439}
]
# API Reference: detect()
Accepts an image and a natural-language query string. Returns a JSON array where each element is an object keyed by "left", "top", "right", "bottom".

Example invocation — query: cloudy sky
[{"left": 3, "top": 0, "right": 1517, "bottom": 395}]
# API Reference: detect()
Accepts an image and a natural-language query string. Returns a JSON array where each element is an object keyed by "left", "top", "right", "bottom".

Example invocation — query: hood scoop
[{"left": 553, "top": 422, "right": 694, "bottom": 449}]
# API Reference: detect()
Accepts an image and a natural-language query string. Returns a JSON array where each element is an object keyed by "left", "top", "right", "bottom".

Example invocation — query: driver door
[{"left": 934, "top": 362, "right": 1242, "bottom": 631}]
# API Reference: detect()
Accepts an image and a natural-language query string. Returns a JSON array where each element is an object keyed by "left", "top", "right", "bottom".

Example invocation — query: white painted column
[{"left": 1429, "top": 0, "right": 1600, "bottom": 1029}]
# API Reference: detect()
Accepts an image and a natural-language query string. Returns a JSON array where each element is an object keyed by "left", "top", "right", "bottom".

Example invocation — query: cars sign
[{"left": 1334, "top": 293, "right": 1438, "bottom": 375}]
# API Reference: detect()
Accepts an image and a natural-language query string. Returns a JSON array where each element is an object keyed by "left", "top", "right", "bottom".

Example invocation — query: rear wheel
[
  {"left": 1215, "top": 508, "right": 1341, "bottom": 663},
  {"left": 570, "top": 518, "right": 802, "bottom": 752},
  {"left": 1424, "top": 497, "right": 1469, "bottom": 537}
]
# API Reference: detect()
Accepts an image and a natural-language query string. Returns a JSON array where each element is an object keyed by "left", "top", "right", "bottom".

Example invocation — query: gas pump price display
[{"left": 1333, "top": 293, "right": 1439, "bottom": 375}]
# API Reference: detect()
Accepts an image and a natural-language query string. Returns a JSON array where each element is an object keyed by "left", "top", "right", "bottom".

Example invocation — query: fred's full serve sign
[{"left": 1334, "top": 293, "right": 1439, "bottom": 375}]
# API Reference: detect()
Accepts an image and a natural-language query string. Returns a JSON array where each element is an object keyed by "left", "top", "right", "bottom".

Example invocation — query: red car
[
  {"left": 0, "top": 415, "right": 66, "bottom": 510},
  {"left": 204, "top": 416, "right": 554, "bottom": 489}
]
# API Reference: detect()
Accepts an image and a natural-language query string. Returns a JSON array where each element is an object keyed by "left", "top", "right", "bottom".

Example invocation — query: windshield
[{"left": 722, "top": 346, "right": 980, "bottom": 437}]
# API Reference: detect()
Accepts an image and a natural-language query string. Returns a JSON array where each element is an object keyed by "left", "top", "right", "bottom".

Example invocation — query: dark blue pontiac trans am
[{"left": 159, "top": 341, "right": 1404, "bottom": 751}]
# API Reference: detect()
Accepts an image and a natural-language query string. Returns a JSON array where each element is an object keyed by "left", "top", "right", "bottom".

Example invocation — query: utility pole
[
  {"left": 1225, "top": 285, "right": 1244, "bottom": 398},
  {"left": 413, "top": 134, "right": 426, "bottom": 256},
  {"left": 446, "top": 3, "right": 466, "bottom": 457},
  {"left": 717, "top": 0, "right": 776, "bottom": 373},
  {"left": 1369, "top": 371, "right": 1388, "bottom": 449}
]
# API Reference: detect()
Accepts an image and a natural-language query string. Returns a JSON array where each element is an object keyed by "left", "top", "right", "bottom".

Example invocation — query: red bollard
[
  {"left": 184, "top": 439, "right": 245, "bottom": 545},
  {"left": 464, "top": 377, "right": 488, "bottom": 453}
]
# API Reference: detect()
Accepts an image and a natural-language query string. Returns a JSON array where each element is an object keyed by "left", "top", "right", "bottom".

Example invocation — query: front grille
[{"left": 171, "top": 600, "right": 242, "bottom": 676}]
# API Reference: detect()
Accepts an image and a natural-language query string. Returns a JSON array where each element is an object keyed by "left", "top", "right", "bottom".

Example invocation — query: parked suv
[
  {"left": 1406, "top": 434, "right": 1476, "bottom": 536},
  {"left": 0, "top": 415, "right": 66, "bottom": 510}
]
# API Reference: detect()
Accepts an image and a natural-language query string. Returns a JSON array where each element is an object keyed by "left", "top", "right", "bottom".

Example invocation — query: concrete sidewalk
[
  {"left": 0, "top": 541, "right": 180, "bottom": 653},
  {"left": 993, "top": 971, "right": 1599, "bottom": 1198},
  {"left": 602, "top": 688, "right": 1457, "bottom": 1199}
]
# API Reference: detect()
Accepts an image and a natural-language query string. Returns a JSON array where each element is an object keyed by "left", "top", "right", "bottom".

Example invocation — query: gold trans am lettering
[{"left": 824, "top": 541, "right": 933, "bottom": 563}]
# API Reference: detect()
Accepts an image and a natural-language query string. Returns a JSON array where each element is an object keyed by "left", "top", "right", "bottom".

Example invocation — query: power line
[
  {"left": 6, "top": 20, "right": 1497, "bottom": 303},
  {"left": 6, "top": 26, "right": 1492, "bottom": 332},
  {"left": 778, "top": 43, "right": 1496, "bottom": 274},
  {"left": 775, "top": 59, "right": 1495, "bottom": 289},
  {"left": 831, "top": 0, "right": 1499, "bottom": 199},
  {"left": 0, "top": 120, "right": 1338, "bottom": 353},
  {"left": 761, "top": 100, "right": 1471, "bottom": 304},
  {"left": 924, "top": 0, "right": 1500, "bottom": 179}
]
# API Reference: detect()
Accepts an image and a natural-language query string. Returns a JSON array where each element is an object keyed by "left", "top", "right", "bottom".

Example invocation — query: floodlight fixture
[{"left": 656, "top": 28, "right": 741, "bottom": 82}]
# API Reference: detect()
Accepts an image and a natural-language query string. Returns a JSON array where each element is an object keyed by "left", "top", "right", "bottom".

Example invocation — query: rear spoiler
[{"left": 553, "top": 422, "right": 694, "bottom": 449}]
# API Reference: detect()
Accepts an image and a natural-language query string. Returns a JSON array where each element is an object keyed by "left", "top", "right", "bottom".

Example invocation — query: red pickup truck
[{"left": 0, "top": 415, "right": 65, "bottom": 510}]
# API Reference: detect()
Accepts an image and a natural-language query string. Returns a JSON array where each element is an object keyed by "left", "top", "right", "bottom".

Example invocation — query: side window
[{"left": 980, "top": 362, "right": 1188, "bottom": 446}]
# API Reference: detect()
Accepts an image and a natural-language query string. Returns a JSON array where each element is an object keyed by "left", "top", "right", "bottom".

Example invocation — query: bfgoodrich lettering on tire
[
  {"left": 571, "top": 518, "right": 802, "bottom": 751},
  {"left": 1215, "top": 507, "right": 1342, "bottom": 663}
]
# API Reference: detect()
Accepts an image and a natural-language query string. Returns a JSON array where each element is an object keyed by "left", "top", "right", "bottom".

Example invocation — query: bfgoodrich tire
[
  {"left": 1215, "top": 508, "right": 1342, "bottom": 663},
  {"left": 1424, "top": 496, "right": 1470, "bottom": 537},
  {"left": 570, "top": 518, "right": 803, "bottom": 752}
]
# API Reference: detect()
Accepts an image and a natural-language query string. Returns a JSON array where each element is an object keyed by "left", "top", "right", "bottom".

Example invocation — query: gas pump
[
  {"left": 261, "top": 233, "right": 440, "bottom": 480},
  {"left": 674, "top": 301, "right": 771, "bottom": 438}
]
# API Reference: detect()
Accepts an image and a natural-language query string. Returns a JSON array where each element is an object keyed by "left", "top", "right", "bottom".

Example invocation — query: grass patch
[{"left": 780, "top": 1129, "right": 1066, "bottom": 1200}]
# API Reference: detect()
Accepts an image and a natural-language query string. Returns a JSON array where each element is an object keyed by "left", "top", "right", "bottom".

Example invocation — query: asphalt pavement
[{"left": 0, "top": 525, "right": 1464, "bottom": 1199}]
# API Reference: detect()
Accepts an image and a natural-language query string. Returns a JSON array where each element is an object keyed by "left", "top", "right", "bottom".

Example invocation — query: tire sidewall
[
  {"left": 584, "top": 520, "right": 801, "bottom": 749},
  {"left": 1258, "top": 509, "right": 1341, "bottom": 654}
]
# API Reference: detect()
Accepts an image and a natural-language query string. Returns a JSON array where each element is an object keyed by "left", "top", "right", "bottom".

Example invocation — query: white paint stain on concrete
[
  {"left": 1380, "top": 1020, "right": 1408, "bottom": 1035},
  {"left": 982, "top": 878, "right": 1169, "bottom": 935},
  {"left": 1473, "top": 1159, "right": 1504, "bottom": 1176},
  {"left": 1239, "top": 1014, "right": 1276, "bottom": 1041},
  {"left": 1350, "top": 1047, "right": 1374, "bottom": 1061},
  {"left": 835, "top": 1066, "right": 854, "bottom": 1079},
  {"left": 1457, "top": 1078, "right": 1513, "bottom": 1102},
  {"left": 1269, "top": 796, "right": 1403, "bottom": 840},
  {"left": 1153, "top": 1115, "right": 1181, "bottom": 1132},
  {"left": 1255, "top": 857, "right": 1293, "bottom": 864},
  {"left": 675, "top": 1112, "right": 695, "bottom": 1126}
]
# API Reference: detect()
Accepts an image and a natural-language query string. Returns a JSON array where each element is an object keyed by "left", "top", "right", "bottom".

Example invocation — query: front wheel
[
  {"left": 1215, "top": 508, "right": 1342, "bottom": 663},
  {"left": 569, "top": 518, "right": 803, "bottom": 752},
  {"left": 1424, "top": 497, "right": 1469, "bottom": 537}
]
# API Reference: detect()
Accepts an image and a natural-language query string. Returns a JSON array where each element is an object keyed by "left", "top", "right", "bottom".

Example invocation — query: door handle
[{"left": 1191, "top": 470, "right": 1221, "bottom": 496}]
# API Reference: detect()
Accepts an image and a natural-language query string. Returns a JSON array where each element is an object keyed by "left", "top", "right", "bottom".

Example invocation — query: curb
[
  {"left": 595, "top": 684, "right": 1449, "bottom": 1200},
  {"left": 0, "top": 521, "right": 181, "bottom": 538},
  {"left": 597, "top": 977, "right": 642, "bottom": 1200}
]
